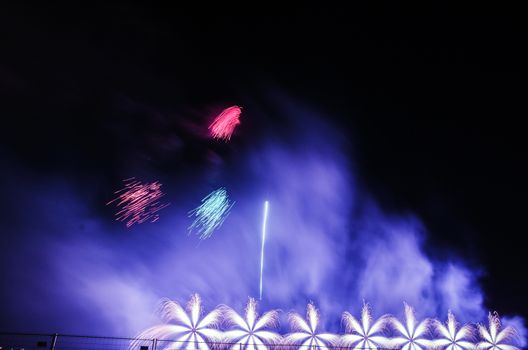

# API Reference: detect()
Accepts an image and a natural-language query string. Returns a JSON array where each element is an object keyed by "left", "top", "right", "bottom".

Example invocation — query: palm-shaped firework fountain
[
  {"left": 130, "top": 297, "right": 524, "bottom": 350},
  {"left": 389, "top": 303, "right": 432, "bottom": 350},
  {"left": 223, "top": 298, "right": 282, "bottom": 350},
  {"left": 132, "top": 294, "right": 222, "bottom": 350},
  {"left": 341, "top": 303, "right": 390, "bottom": 350},
  {"left": 283, "top": 303, "right": 339, "bottom": 350},
  {"left": 432, "top": 311, "right": 475, "bottom": 350},
  {"left": 477, "top": 313, "right": 519, "bottom": 350}
]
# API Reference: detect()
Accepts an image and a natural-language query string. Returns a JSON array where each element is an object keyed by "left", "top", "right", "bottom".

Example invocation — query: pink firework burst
[
  {"left": 107, "top": 177, "right": 170, "bottom": 227},
  {"left": 208, "top": 105, "right": 242, "bottom": 141}
]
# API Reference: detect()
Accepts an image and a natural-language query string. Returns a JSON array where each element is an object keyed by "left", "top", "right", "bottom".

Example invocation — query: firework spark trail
[
  {"left": 107, "top": 177, "right": 170, "bottom": 227},
  {"left": 477, "top": 313, "right": 519, "bottom": 350},
  {"left": 284, "top": 303, "right": 339, "bottom": 350},
  {"left": 188, "top": 188, "right": 234, "bottom": 240},
  {"left": 131, "top": 294, "right": 223, "bottom": 350},
  {"left": 432, "top": 311, "right": 476, "bottom": 350},
  {"left": 208, "top": 106, "right": 242, "bottom": 141},
  {"left": 341, "top": 303, "right": 390, "bottom": 350},
  {"left": 388, "top": 303, "right": 432, "bottom": 350},
  {"left": 133, "top": 299, "right": 523, "bottom": 350},
  {"left": 223, "top": 298, "right": 281, "bottom": 350},
  {"left": 259, "top": 201, "right": 269, "bottom": 300}
]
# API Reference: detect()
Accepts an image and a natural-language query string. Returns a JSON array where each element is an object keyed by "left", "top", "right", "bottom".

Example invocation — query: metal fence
[
  {"left": 0, "top": 334, "right": 149, "bottom": 350},
  {"left": 3, "top": 334, "right": 524, "bottom": 350},
  {"left": 0, "top": 333, "right": 349, "bottom": 350},
  {"left": 0, "top": 334, "right": 327, "bottom": 350},
  {"left": 0, "top": 333, "right": 391, "bottom": 350}
]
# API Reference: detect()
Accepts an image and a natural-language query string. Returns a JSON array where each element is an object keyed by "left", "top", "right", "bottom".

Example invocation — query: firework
[
  {"left": 132, "top": 298, "right": 523, "bottom": 350},
  {"left": 208, "top": 106, "right": 242, "bottom": 141},
  {"left": 107, "top": 177, "right": 169, "bottom": 227},
  {"left": 259, "top": 201, "right": 269, "bottom": 300},
  {"left": 283, "top": 303, "right": 339, "bottom": 350},
  {"left": 223, "top": 298, "right": 282, "bottom": 350},
  {"left": 341, "top": 303, "right": 390, "bottom": 350},
  {"left": 477, "top": 313, "right": 519, "bottom": 350},
  {"left": 432, "top": 311, "right": 475, "bottom": 350},
  {"left": 188, "top": 188, "right": 234, "bottom": 240},
  {"left": 131, "top": 294, "right": 223, "bottom": 350},
  {"left": 389, "top": 303, "right": 432, "bottom": 350}
]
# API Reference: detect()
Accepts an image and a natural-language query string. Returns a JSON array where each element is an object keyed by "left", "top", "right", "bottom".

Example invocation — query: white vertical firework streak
[{"left": 259, "top": 201, "right": 269, "bottom": 300}]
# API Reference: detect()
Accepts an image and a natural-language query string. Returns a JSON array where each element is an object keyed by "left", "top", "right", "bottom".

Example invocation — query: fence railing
[
  {"left": 2, "top": 333, "right": 525, "bottom": 350},
  {"left": 0, "top": 333, "right": 387, "bottom": 350}
]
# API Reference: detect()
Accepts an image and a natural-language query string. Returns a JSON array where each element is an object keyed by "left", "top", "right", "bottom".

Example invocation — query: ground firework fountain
[{"left": 132, "top": 295, "right": 520, "bottom": 350}]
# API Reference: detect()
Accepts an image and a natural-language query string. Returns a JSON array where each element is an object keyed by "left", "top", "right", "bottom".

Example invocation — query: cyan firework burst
[{"left": 188, "top": 188, "right": 234, "bottom": 240}]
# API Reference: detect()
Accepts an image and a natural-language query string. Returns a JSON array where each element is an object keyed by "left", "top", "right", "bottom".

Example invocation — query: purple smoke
[{"left": 0, "top": 96, "right": 524, "bottom": 347}]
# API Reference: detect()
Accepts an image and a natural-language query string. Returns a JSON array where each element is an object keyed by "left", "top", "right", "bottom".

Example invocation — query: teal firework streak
[{"left": 188, "top": 188, "right": 235, "bottom": 239}]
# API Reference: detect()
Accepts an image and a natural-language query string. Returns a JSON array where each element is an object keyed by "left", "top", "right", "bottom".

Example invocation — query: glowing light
[
  {"left": 188, "top": 188, "right": 234, "bottom": 240},
  {"left": 283, "top": 303, "right": 339, "bottom": 350},
  {"left": 107, "top": 177, "right": 169, "bottom": 227},
  {"left": 389, "top": 303, "right": 432, "bottom": 350},
  {"left": 131, "top": 294, "right": 222, "bottom": 350},
  {"left": 223, "top": 298, "right": 282, "bottom": 350},
  {"left": 132, "top": 299, "right": 523, "bottom": 349},
  {"left": 259, "top": 201, "right": 269, "bottom": 300},
  {"left": 341, "top": 303, "right": 390, "bottom": 350},
  {"left": 477, "top": 313, "right": 519, "bottom": 350},
  {"left": 432, "top": 311, "right": 476, "bottom": 350},
  {"left": 208, "top": 106, "right": 242, "bottom": 141}
]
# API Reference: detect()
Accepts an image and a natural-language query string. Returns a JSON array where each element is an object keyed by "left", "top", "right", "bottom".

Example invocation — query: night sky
[{"left": 1, "top": 3, "right": 526, "bottom": 337}]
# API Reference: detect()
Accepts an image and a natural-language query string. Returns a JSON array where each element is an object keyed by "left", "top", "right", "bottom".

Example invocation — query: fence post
[
  {"left": 50, "top": 333, "right": 58, "bottom": 350},
  {"left": 153, "top": 339, "right": 158, "bottom": 350},
  {"left": 240, "top": 343, "right": 243, "bottom": 350}
]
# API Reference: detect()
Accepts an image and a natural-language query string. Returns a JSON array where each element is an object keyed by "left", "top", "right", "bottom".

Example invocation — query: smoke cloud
[{"left": 0, "top": 95, "right": 524, "bottom": 347}]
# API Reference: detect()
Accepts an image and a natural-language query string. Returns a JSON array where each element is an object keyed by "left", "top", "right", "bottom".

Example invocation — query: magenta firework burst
[
  {"left": 208, "top": 105, "right": 242, "bottom": 141},
  {"left": 107, "top": 177, "right": 170, "bottom": 227}
]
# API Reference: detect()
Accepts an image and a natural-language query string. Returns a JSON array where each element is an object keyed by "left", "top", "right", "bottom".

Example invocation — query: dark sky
[{"left": 1, "top": 3, "right": 526, "bottom": 325}]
